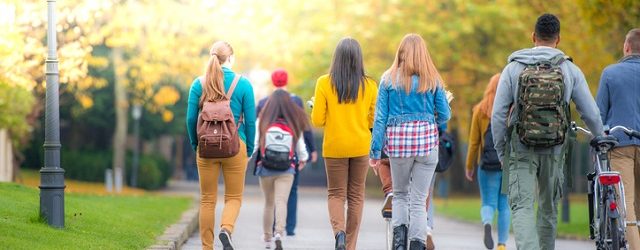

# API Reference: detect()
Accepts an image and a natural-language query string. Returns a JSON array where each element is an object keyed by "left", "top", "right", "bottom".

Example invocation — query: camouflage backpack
[{"left": 515, "top": 55, "right": 570, "bottom": 147}]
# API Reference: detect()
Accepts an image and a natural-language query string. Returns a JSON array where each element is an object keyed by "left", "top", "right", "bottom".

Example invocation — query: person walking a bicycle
[
  {"left": 596, "top": 28, "right": 640, "bottom": 250},
  {"left": 491, "top": 13, "right": 604, "bottom": 250}
]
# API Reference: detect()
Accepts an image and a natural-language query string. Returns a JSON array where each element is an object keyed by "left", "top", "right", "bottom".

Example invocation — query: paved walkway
[{"left": 181, "top": 185, "right": 594, "bottom": 250}]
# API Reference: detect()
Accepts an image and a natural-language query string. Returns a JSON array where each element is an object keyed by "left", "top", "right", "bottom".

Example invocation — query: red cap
[{"left": 271, "top": 69, "right": 288, "bottom": 87}]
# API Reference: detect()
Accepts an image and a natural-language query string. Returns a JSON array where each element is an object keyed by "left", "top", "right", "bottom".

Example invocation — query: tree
[{"left": 0, "top": 0, "right": 100, "bottom": 176}]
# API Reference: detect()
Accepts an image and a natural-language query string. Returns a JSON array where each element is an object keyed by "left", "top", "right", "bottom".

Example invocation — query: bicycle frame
[
  {"left": 590, "top": 150, "right": 627, "bottom": 241},
  {"left": 571, "top": 122, "right": 638, "bottom": 249}
]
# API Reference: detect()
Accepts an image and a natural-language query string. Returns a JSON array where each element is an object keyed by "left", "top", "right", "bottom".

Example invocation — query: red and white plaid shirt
[{"left": 385, "top": 121, "right": 438, "bottom": 158}]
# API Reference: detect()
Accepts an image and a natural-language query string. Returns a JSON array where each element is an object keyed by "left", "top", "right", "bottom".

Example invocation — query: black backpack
[
  {"left": 435, "top": 131, "right": 455, "bottom": 173},
  {"left": 480, "top": 122, "right": 501, "bottom": 171}
]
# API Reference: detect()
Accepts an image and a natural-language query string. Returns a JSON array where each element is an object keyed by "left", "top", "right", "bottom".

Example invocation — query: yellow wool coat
[
  {"left": 310, "top": 74, "right": 378, "bottom": 158},
  {"left": 465, "top": 106, "right": 491, "bottom": 171}
]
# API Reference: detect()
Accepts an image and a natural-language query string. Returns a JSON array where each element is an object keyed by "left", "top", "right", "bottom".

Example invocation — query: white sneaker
[
  {"left": 274, "top": 233, "right": 283, "bottom": 250},
  {"left": 262, "top": 234, "right": 272, "bottom": 249},
  {"left": 264, "top": 240, "right": 272, "bottom": 249}
]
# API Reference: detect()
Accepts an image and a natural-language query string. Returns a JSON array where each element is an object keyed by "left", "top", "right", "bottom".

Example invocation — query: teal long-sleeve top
[{"left": 186, "top": 67, "right": 256, "bottom": 155}]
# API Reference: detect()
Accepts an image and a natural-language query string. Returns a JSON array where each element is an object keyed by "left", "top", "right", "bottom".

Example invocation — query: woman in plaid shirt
[{"left": 369, "top": 34, "right": 451, "bottom": 250}]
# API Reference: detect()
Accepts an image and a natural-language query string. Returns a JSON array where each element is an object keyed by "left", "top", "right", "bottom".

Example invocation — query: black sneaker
[
  {"left": 219, "top": 229, "right": 235, "bottom": 250},
  {"left": 483, "top": 223, "right": 494, "bottom": 249},
  {"left": 393, "top": 225, "right": 408, "bottom": 250},
  {"left": 274, "top": 233, "right": 283, "bottom": 250},
  {"left": 335, "top": 231, "right": 346, "bottom": 250},
  {"left": 409, "top": 240, "right": 426, "bottom": 250}
]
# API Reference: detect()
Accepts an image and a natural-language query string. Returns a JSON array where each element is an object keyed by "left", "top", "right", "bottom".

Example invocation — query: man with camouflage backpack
[{"left": 491, "top": 13, "right": 604, "bottom": 250}]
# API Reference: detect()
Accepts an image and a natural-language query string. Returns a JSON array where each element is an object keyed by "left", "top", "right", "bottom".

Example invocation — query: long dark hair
[
  {"left": 259, "top": 90, "right": 310, "bottom": 149},
  {"left": 329, "top": 37, "right": 368, "bottom": 104}
]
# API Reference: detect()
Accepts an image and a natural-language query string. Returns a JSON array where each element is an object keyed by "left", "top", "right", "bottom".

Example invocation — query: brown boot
[{"left": 426, "top": 234, "right": 435, "bottom": 250}]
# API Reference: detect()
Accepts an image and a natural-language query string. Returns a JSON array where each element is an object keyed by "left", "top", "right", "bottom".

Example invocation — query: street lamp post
[
  {"left": 40, "top": 0, "right": 65, "bottom": 228},
  {"left": 130, "top": 104, "right": 142, "bottom": 187}
]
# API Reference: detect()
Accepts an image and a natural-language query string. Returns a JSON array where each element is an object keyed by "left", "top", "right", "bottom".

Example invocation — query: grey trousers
[
  {"left": 390, "top": 149, "right": 438, "bottom": 243},
  {"left": 427, "top": 173, "right": 436, "bottom": 231}
]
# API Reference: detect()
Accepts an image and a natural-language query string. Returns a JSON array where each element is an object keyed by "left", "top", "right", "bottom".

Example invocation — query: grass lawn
[
  {"left": 0, "top": 182, "right": 191, "bottom": 249},
  {"left": 434, "top": 195, "right": 590, "bottom": 239},
  {"left": 17, "top": 169, "right": 146, "bottom": 195}
]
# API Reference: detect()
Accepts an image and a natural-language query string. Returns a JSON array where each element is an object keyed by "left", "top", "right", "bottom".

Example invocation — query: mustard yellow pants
[{"left": 196, "top": 142, "right": 248, "bottom": 250}]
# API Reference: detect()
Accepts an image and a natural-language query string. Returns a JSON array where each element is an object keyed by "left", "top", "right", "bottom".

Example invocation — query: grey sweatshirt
[{"left": 491, "top": 46, "right": 604, "bottom": 161}]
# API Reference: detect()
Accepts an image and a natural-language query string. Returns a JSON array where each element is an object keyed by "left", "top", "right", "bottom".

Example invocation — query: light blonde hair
[
  {"left": 201, "top": 41, "right": 233, "bottom": 105},
  {"left": 474, "top": 73, "right": 500, "bottom": 118},
  {"left": 386, "top": 34, "right": 443, "bottom": 93}
]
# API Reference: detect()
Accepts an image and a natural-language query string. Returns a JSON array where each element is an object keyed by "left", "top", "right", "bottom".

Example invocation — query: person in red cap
[
  {"left": 271, "top": 69, "right": 289, "bottom": 88},
  {"left": 255, "top": 68, "right": 318, "bottom": 237}
]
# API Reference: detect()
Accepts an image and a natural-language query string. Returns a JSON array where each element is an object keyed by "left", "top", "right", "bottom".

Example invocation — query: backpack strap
[
  {"left": 198, "top": 75, "right": 242, "bottom": 107},
  {"left": 549, "top": 54, "right": 572, "bottom": 65},
  {"left": 226, "top": 75, "right": 241, "bottom": 99},
  {"left": 226, "top": 75, "right": 244, "bottom": 124}
]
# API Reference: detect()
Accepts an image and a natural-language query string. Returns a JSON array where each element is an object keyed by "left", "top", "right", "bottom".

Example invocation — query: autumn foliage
[{"left": 1, "top": 0, "right": 638, "bottom": 155}]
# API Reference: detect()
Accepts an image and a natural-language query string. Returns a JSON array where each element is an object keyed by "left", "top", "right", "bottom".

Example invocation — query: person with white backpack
[{"left": 254, "top": 89, "right": 310, "bottom": 250}]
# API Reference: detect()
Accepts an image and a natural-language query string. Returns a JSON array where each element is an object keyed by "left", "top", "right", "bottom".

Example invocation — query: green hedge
[
  {"left": 127, "top": 153, "right": 172, "bottom": 190},
  {"left": 59, "top": 150, "right": 172, "bottom": 190},
  {"left": 61, "top": 150, "right": 112, "bottom": 182}
]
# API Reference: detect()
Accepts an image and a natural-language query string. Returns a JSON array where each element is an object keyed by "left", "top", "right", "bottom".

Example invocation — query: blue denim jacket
[{"left": 370, "top": 75, "right": 451, "bottom": 159}]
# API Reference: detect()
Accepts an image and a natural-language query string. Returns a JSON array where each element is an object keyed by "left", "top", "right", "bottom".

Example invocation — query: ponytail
[{"left": 201, "top": 41, "right": 234, "bottom": 106}]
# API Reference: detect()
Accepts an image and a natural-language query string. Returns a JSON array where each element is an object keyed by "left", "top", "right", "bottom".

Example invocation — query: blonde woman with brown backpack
[{"left": 186, "top": 41, "right": 257, "bottom": 250}]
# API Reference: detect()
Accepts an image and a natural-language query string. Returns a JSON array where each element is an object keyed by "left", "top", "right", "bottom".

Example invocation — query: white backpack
[{"left": 261, "top": 121, "right": 295, "bottom": 171}]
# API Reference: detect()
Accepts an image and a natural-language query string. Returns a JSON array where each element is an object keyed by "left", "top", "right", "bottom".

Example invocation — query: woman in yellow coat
[
  {"left": 465, "top": 73, "right": 510, "bottom": 250},
  {"left": 310, "top": 37, "right": 378, "bottom": 250}
]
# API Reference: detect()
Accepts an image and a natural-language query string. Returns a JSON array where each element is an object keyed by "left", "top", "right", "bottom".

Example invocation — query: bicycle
[{"left": 571, "top": 122, "right": 640, "bottom": 250}]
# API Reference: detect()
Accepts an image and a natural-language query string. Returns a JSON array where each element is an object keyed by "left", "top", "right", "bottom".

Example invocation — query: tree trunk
[
  {"left": 111, "top": 47, "right": 128, "bottom": 191},
  {"left": 173, "top": 135, "right": 184, "bottom": 179},
  {"left": 0, "top": 129, "right": 13, "bottom": 182}
]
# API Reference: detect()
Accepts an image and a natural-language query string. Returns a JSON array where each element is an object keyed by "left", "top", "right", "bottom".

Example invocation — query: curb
[{"left": 147, "top": 200, "right": 199, "bottom": 250}]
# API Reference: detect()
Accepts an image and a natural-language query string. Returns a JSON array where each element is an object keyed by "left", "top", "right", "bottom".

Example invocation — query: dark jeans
[{"left": 286, "top": 170, "right": 299, "bottom": 234}]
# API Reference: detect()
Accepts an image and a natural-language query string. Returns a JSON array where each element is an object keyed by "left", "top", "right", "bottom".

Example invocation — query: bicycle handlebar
[
  {"left": 570, "top": 121, "right": 640, "bottom": 139},
  {"left": 610, "top": 126, "right": 639, "bottom": 138},
  {"left": 573, "top": 126, "right": 593, "bottom": 136},
  {"left": 629, "top": 130, "right": 640, "bottom": 140}
]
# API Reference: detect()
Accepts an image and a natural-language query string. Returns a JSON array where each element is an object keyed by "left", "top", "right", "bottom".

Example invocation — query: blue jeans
[
  {"left": 285, "top": 170, "right": 299, "bottom": 234},
  {"left": 477, "top": 167, "right": 510, "bottom": 244}
]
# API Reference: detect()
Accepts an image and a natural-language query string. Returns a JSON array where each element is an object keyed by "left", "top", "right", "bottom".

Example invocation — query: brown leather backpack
[{"left": 196, "top": 75, "right": 241, "bottom": 158}]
